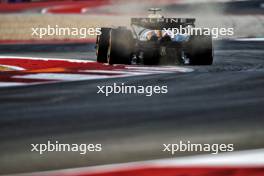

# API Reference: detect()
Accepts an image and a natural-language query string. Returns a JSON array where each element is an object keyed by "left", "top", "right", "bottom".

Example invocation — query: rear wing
[{"left": 131, "top": 18, "right": 195, "bottom": 29}]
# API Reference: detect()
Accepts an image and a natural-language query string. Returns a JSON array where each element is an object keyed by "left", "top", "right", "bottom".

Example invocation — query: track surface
[{"left": 0, "top": 40, "right": 264, "bottom": 175}]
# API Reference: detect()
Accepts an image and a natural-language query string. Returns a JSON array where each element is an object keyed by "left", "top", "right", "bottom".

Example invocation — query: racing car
[{"left": 96, "top": 8, "right": 213, "bottom": 65}]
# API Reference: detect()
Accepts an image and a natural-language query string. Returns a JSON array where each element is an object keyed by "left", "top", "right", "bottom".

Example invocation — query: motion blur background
[
  {"left": 0, "top": 0, "right": 264, "bottom": 175},
  {"left": 0, "top": 0, "right": 263, "bottom": 43}
]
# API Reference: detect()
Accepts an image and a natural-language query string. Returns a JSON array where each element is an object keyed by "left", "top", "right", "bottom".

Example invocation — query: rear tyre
[
  {"left": 96, "top": 28, "right": 111, "bottom": 63},
  {"left": 107, "top": 28, "right": 134, "bottom": 65},
  {"left": 143, "top": 49, "right": 160, "bottom": 65},
  {"left": 187, "top": 34, "right": 213, "bottom": 65}
]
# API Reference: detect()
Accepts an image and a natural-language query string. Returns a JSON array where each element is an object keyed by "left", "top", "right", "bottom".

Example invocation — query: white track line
[
  {"left": 0, "top": 64, "right": 25, "bottom": 71},
  {"left": 13, "top": 73, "right": 112, "bottom": 81},
  {"left": 0, "top": 82, "right": 28, "bottom": 87},
  {"left": 234, "top": 38, "right": 264, "bottom": 41}
]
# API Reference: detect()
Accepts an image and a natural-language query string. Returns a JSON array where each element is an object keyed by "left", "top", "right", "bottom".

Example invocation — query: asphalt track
[{"left": 0, "top": 40, "right": 264, "bottom": 175}]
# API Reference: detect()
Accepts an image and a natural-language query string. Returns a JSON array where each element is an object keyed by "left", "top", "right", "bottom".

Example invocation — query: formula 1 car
[{"left": 96, "top": 8, "right": 213, "bottom": 65}]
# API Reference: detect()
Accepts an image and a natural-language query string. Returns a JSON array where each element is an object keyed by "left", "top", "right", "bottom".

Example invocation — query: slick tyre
[
  {"left": 107, "top": 28, "right": 134, "bottom": 65},
  {"left": 96, "top": 28, "right": 111, "bottom": 63},
  {"left": 187, "top": 34, "right": 213, "bottom": 65}
]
